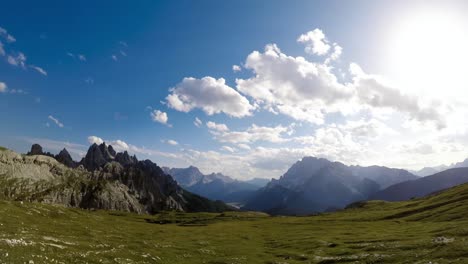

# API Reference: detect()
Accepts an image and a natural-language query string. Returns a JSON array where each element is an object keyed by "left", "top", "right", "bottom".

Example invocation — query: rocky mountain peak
[
  {"left": 28, "top": 144, "right": 43, "bottom": 155},
  {"left": 82, "top": 143, "right": 112, "bottom": 171},
  {"left": 55, "top": 148, "right": 76, "bottom": 168},
  {"left": 115, "top": 151, "right": 138, "bottom": 166}
]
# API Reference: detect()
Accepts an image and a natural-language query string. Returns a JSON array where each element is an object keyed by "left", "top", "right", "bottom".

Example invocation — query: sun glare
[{"left": 386, "top": 9, "right": 468, "bottom": 99}]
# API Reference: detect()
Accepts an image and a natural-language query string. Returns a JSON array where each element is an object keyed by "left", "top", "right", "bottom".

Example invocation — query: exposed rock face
[
  {"left": 81, "top": 143, "right": 111, "bottom": 171},
  {"left": 0, "top": 149, "right": 144, "bottom": 213},
  {"left": 55, "top": 148, "right": 77, "bottom": 168},
  {"left": 114, "top": 151, "right": 137, "bottom": 166},
  {"left": 0, "top": 145, "right": 232, "bottom": 214},
  {"left": 28, "top": 144, "right": 43, "bottom": 155}
]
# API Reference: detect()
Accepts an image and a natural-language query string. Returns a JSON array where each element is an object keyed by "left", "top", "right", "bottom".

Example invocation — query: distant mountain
[
  {"left": 371, "top": 167, "right": 468, "bottom": 201},
  {"left": 162, "top": 166, "right": 205, "bottom": 187},
  {"left": 0, "top": 143, "right": 232, "bottom": 214},
  {"left": 412, "top": 158, "right": 468, "bottom": 176},
  {"left": 163, "top": 167, "right": 261, "bottom": 204},
  {"left": 243, "top": 156, "right": 418, "bottom": 215},
  {"left": 244, "top": 178, "right": 271, "bottom": 188}
]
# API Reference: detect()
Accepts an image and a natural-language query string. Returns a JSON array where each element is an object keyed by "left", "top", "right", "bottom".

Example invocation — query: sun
[{"left": 384, "top": 8, "right": 468, "bottom": 100}]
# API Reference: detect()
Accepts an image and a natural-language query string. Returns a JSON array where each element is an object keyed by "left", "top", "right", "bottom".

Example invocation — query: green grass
[
  {"left": 0, "top": 146, "right": 7, "bottom": 151},
  {"left": 3, "top": 184, "right": 468, "bottom": 263}
]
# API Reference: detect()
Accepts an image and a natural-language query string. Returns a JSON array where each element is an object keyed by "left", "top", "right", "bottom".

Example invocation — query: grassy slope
[{"left": 2, "top": 185, "right": 468, "bottom": 263}]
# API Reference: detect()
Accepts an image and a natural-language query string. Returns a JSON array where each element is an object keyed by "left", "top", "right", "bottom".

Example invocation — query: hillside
[
  {"left": 371, "top": 167, "right": 468, "bottom": 201},
  {"left": 0, "top": 145, "right": 232, "bottom": 214},
  {"left": 2, "top": 179, "right": 468, "bottom": 263}
]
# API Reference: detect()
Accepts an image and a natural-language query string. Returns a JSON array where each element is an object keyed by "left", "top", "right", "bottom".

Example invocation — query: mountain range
[
  {"left": 412, "top": 158, "right": 468, "bottom": 176},
  {"left": 243, "top": 156, "right": 419, "bottom": 215},
  {"left": 0, "top": 143, "right": 232, "bottom": 214},
  {"left": 162, "top": 166, "right": 268, "bottom": 205},
  {"left": 3, "top": 143, "right": 468, "bottom": 217},
  {"left": 371, "top": 167, "right": 468, "bottom": 201}
]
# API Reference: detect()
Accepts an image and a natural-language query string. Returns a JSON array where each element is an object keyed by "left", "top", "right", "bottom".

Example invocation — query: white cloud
[
  {"left": 297, "top": 28, "right": 331, "bottom": 56},
  {"left": 120, "top": 50, "right": 127, "bottom": 57},
  {"left": 232, "top": 64, "right": 241, "bottom": 72},
  {"left": 78, "top": 54, "right": 86, "bottom": 61},
  {"left": 7, "top": 52, "right": 26, "bottom": 68},
  {"left": 48, "top": 115, "right": 64, "bottom": 128},
  {"left": 194, "top": 117, "right": 202, "bottom": 127},
  {"left": 111, "top": 55, "right": 118, "bottom": 61},
  {"left": 210, "top": 124, "right": 292, "bottom": 144},
  {"left": 221, "top": 146, "right": 236, "bottom": 153},
  {"left": 0, "top": 27, "right": 16, "bottom": 43},
  {"left": 167, "top": 140, "right": 178, "bottom": 146},
  {"left": 0, "top": 41, "right": 5, "bottom": 56},
  {"left": 206, "top": 121, "right": 229, "bottom": 132},
  {"left": 29, "top": 65, "right": 47, "bottom": 76},
  {"left": 87, "top": 136, "right": 104, "bottom": 145},
  {"left": 236, "top": 44, "right": 353, "bottom": 124},
  {"left": 0, "top": 82, "right": 6, "bottom": 93},
  {"left": 119, "top": 41, "right": 128, "bottom": 47},
  {"left": 166, "top": 76, "right": 254, "bottom": 118},
  {"left": 150, "top": 110, "right": 170, "bottom": 125},
  {"left": 325, "top": 43, "right": 342, "bottom": 64},
  {"left": 349, "top": 63, "right": 445, "bottom": 129},
  {"left": 237, "top": 143, "right": 251, "bottom": 150}
]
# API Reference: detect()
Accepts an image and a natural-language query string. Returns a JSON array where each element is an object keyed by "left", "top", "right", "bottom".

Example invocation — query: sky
[{"left": 2, "top": 0, "right": 468, "bottom": 180}]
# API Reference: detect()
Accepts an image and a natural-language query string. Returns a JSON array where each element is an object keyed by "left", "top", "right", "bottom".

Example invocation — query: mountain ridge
[
  {"left": 0, "top": 144, "right": 232, "bottom": 214},
  {"left": 243, "top": 156, "right": 418, "bottom": 215}
]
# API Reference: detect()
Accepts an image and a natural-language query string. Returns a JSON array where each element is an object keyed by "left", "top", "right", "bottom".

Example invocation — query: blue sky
[{"left": 2, "top": 0, "right": 468, "bottom": 179}]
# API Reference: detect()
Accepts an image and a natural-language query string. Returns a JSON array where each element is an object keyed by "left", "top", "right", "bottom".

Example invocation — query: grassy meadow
[{"left": 2, "top": 183, "right": 468, "bottom": 263}]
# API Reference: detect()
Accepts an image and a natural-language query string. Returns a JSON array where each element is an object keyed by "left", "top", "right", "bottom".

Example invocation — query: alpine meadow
[{"left": 2, "top": 1, "right": 468, "bottom": 263}]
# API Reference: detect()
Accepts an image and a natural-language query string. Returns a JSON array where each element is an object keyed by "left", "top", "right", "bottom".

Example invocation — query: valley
[{"left": 2, "top": 181, "right": 468, "bottom": 263}]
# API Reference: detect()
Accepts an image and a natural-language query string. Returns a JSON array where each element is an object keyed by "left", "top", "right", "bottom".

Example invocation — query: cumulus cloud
[
  {"left": 87, "top": 136, "right": 104, "bottom": 145},
  {"left": 0, "top": 27, "right": 16, "bottom": 43},
  {"left": 297, "top": 28, "right": 331, "bottom": 56},
  {"left": 88, "top": 136, "right": 129, "bottom": 151},
  {"left": 232, "top": 64, "right": 241, "bottom": 72},
  {"left": 48, "top": 115, "right": 64, "bottom": 128},
  {"left": 29, "top": 65, "right": 47, "bottom": 76},
  {"left": 349, "top": 63, "right": 445, "bottom": 129},
  {"left": 150, "top": 110, "right": 170, "bottom": 126},
  {"left": 0, "top": 82, "right": 6, "bottom": 93},
  {"left": 194, "top": 117, "right": 202, "bottom": 127},
  {"left": 236, "top": 44, "right": 353, "bottom": 124},
  {"left": 166, "top": 139, "right": 179, "bottom": 146},
  {"left": 210, "top": 124, "right": 292, "bottom": 144},
  {"left": 206, "top": 121, "right": 229, "bottom": 132},
  {"left": 166, "top": 76, "right": 254, "bottom": 118}
]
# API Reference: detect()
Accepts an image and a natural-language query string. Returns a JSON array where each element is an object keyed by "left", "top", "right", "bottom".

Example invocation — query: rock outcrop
[
  {"left": 0, "top": 144, "right": 232, "bottom": 214},
  {"left": 55, "top": 148, "right": 77, "bottom": 168}
]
